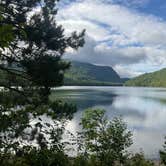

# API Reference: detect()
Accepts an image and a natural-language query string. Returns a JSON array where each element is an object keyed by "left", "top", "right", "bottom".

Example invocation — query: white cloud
[
  {"left": 58, "top": 0, "right": 166, "bottom": 77},
  {"left": 58, "top": 20, "right": 110, "bottom": 41},
  {"left": 114, "top": 65, "right": 142, "bottom": 77}
]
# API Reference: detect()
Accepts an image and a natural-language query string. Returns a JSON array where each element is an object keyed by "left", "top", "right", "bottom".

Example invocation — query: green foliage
[
  {"left": 77, "top": 109, "right": 133, "bottom": 165},
  {"left": 64, "top": 61, "right": 124, "bottom": 86},
  {"left": 126, "top": 153, "right": 155, "bottom": 166},
  {"left": 125, "top": 68, "right": 166, "bottom": 87},
  {"left": 22, "top": 56, "right": 70, "bottom": 88},
  {"left": 160, "top": 137, "right": 166, "bottom": 165},
  {"left": 0, "top": 0, "right": 164, "bottom": 165},
  {"left": 0, "top": 106, "right": 158, "bottom": 166},
  {"left": 0, "top": 148, "right": 71, "bottom": 166},
  {"left": 0, "top": 24, "right": 14, "bottom": 48},
  {"left": 0, "top": 7, "right": 14, "bottom": 48},
  {"left": 72, "top": 155, "right": 90, "bottom": 166},
  {"left": 0, "top": 0, "right": 85, "bottom": 154}
]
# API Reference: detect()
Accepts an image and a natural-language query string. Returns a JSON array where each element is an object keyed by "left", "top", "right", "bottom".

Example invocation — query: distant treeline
[{"left": 125, "top": 68, "right": 166, "bottom": 87}]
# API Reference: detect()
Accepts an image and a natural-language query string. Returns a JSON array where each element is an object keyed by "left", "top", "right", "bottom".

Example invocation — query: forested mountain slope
[
  {"left": 125, "top": 68, "right": 166, "bottom": 87},
  {"left": 64, "top": 61, "right": 125, "bottom": 85}
]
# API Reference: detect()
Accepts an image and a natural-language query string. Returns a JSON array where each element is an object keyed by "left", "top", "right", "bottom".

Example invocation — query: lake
[{"left": 51, "top": 86, "right": 166, "bottom": 159}]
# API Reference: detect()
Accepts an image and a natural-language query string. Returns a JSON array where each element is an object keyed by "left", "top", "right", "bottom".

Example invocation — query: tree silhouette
[{"left": 0, "top": 0, "right": 85, "bottom": 153}]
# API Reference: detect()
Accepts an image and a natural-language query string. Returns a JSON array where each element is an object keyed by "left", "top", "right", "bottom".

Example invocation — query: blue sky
[
  {"left": 57, "top": 0, "right": 166, "bottom": 77},
  {"left": 137, "top": 0, "right": 166, "bottom": 20}
]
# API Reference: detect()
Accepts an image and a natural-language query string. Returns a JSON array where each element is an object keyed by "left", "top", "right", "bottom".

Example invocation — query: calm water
[{"left": 51, "top": 86, "right": 166, "bottom": 159}]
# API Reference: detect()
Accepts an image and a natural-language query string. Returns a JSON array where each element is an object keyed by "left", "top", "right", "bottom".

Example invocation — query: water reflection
[{"left": 52, "top": 86, "right": 166, "bottom": 159}]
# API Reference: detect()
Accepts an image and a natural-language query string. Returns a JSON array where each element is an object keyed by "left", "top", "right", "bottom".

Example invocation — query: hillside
[
  {"left": 125, "top": 68, "right": 166, "bottom": 87},
  {"left": 64, "top": 61, "right": 125, "bottom": 85},
  {"left": 0, "top": 61, "right": 126, "bottom": 86}
]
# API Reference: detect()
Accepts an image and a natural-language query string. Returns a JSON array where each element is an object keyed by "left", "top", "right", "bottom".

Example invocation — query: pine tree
[{"left": 0, "top": 0, "right": 85, "bottom": 153}]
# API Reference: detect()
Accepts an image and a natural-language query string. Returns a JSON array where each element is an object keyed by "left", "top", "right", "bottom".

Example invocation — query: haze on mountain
[{"left": 64, "top": 61, "right": 128, "bottom": 85}]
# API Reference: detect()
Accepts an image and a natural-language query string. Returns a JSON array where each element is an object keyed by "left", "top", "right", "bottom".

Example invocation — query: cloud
[
  {"left": 58, "top": 0, "right": 166, "bottom": 77},
  {"left": 65, "top": 35, "right": 166, "bottom": 77},
  {"left": 114, "top": 65, "right": 142, "bottom": 77},
  {"left": 58, "top": 20, "right": 110, "bottom": 41},
  {"left": 58, "top": 0, "right": 166, "bottom": 46}
]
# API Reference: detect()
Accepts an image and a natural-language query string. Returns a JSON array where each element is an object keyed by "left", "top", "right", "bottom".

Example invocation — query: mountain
[
  {"left": 64, "top": 61, "right": 125, "bottom": 85},
  {"left": 125, "top": 68, "right": 166, "bottom": 87},
  {"left": 0, "top": 61, "right": 126, "bottom": 86}
]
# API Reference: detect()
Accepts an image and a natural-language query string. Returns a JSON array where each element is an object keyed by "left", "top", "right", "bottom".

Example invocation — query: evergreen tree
[{"left": 0, "top": 0, "right": 85, "bottom": 153}]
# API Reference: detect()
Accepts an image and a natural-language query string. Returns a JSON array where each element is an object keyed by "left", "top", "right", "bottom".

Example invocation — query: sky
[{"left": 56, "top": 0, "right": 166, "bottom": 78}]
